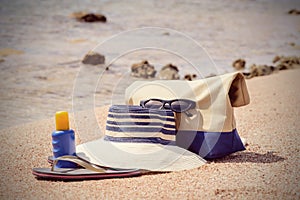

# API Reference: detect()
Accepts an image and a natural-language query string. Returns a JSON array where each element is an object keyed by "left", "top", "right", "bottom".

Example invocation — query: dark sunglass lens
[
  {"left": 171, "top": 101, "right": 191, "bottom": 112},
  {"left": 144, "top": 100, "right": 163, "bottom": 109}
]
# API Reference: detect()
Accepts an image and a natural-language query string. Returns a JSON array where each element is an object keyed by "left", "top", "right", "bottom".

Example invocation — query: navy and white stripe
[{"left": 104, "top": 105, "right": 176, "bottom": 144}]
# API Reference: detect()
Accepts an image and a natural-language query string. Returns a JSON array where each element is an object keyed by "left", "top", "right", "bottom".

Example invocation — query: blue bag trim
[{"left": 176, "top": 129, "right": 245, "bottom": 159}]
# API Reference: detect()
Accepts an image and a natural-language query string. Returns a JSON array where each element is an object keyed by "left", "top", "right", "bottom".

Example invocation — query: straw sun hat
[{"left": 76, "top": 105, "right": 206, "bottom": 172}]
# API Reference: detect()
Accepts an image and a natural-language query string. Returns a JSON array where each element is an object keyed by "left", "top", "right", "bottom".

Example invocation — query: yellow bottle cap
[{"left": 55, "top": 111, "right": 69, "bottom": 130}]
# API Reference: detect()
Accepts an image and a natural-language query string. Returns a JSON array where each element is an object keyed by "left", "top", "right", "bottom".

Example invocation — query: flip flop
[
  {"left": 47, "top": 156, "right": 120, "bottom": 169},
  {"left": 33, "top": 155, "right": 143, "bottom": 181},
  {"left": 47, "top": 155, "right": 61, "bottom": 165}
]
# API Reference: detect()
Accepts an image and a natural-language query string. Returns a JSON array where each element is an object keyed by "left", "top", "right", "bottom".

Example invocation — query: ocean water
[{"left": 0, "top": 0, "right": 299, "bottom": 128}]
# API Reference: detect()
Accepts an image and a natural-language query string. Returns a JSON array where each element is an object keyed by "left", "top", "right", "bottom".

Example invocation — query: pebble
[
  {"left": 232, "top": 59, "right": 246, "bottom": 70},
  {"left": 184, "top": 74, "right": 197, "bottom": 81},
  {"left": 234, "top": 56, "right": 300, "bottom": 79},
  {"left": 243, "top": 64, "right": 275, "bottom": 79},
  {"left": 82, "top": 51, "right": 105, "bottom": 65},
  {"left": 287, "top": 9, "right": 300, "bottom": 15},
  {"left": 159, "top": 63, "right": 180, "bottom": 80},
  {"left": 71, "top": 12, "right": 107, "bottom": 23},
  {"left": 131, "top": 60, "right": 156, "bottom": 78},
  {"left": 272, "top": 55, "right": 281, "bottom": 64},
  {"left": 273, "top": 55, "right": 300, "bottom": 70}
]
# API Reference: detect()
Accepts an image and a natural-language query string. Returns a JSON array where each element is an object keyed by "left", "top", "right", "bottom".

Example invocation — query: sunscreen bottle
[{"left": 52, "top": 111, "right": 76, "bottom": 168}]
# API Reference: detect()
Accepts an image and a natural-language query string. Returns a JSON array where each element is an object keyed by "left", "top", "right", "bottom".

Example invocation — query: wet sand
[
  {"left": 0, "top": 69, "right": 299, "bottom": 199},
  {"left": 1, "top": 0, "right": 300, "bottom": 129}
]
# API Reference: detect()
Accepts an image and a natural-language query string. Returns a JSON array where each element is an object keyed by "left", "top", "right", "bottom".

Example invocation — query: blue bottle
[{"left": 52, "top": 111, "right": 77, "bottom": 168}]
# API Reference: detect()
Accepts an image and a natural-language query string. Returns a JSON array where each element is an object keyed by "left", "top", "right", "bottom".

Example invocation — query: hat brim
[{"left": 76, "top": 138, "right": 206, "bottom": 172}]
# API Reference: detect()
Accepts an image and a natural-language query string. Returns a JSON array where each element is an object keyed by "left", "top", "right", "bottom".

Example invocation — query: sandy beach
[
  {"left": 0, "top": 0, "right": 300, "bottom": 199},
  {"left": 0, "top": 69, "right": 299, "bottom": 199}
]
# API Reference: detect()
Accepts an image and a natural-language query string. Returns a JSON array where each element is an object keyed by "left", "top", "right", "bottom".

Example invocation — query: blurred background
[{"left": 0, "top": 0, "right": 299, "bottom": 129}]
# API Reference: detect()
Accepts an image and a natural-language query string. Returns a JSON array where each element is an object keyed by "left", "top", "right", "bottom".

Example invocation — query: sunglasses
[{"left": 140, "top": 98, "right": 196, "bottom": 116}]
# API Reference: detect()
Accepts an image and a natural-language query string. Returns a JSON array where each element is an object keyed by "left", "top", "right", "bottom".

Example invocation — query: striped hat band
[{"left": 104, "top": 105, "right": 176, "bottom": 145}]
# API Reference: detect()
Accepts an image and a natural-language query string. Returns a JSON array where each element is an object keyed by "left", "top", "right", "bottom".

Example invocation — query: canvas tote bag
[{"left": 125, "top": 72, "right": 250, "bottom": 159}]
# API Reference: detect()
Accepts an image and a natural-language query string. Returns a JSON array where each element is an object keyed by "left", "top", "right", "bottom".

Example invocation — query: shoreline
[{"left": 1, "top": 0, "right": 300, "bottom": 130}]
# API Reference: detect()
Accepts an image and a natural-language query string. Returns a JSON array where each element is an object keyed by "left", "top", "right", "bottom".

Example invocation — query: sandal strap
[{"left": 52, "top": 155, "right": 105, "bottom": 173}]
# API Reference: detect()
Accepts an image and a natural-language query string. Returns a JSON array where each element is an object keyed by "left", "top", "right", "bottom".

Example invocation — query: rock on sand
[
  {"left": 82, "top": 51, "right": 105, "bottom": 65},
  {"left": 158, "top": 63, "right": 180, "bottom": 80},
  {"left": 131, "top": 60, "right": 156, "bottom": 78}
]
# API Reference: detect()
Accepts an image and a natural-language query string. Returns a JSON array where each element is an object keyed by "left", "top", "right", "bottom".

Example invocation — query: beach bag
[{"left": 125, "top": 72, "right": 250, "bottom": 159}]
